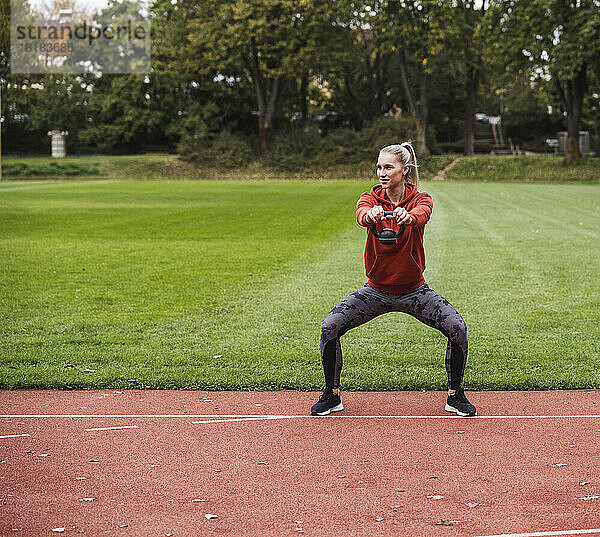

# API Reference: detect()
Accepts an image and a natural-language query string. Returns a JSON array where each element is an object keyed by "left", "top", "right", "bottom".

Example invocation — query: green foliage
[
  {"left": 2, "top": 0, "right": 598, "bottom": 161},
  {"left": 261, "top": 116, "right": 416, "bottom": 171},
  {"left": 496, "top": 0, "right": 600, "bottom": 160},
  {"left": 178, "top": 131, "right": 256, "bottom": 169},
  {"left": 499, "top": 0, "right": 600, "bottom": 84},
  {"left": 77, "top": 74, "right": 166, "bottom": 153},
  {"left": 259, "top": 124, "right": 323, "bottom": 171}
]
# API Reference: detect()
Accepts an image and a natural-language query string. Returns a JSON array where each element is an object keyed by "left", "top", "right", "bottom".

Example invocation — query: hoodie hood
[{"left": 369, "top": 183, "right": 418, "bottom": 208}]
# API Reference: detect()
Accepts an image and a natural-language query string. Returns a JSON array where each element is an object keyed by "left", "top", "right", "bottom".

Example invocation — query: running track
[{"left": 0, "top": 390, "right": 599, "bottom": 536}]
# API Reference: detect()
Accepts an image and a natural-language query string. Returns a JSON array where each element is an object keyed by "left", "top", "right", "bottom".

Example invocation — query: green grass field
[{"left": 1, "top": 178, "right": 599, "bottom": 390}]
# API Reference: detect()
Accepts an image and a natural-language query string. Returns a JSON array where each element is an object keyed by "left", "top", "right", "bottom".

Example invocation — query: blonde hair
[{"left": 379, "top": 142, "right": 419, "bottom": 187}]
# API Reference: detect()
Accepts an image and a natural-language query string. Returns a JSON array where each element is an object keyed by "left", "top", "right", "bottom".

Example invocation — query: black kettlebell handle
[{"left": 370, "top": 211, "right": 405, "bottom": 242}]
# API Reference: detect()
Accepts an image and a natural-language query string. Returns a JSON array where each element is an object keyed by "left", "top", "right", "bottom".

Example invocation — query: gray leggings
[{"left": 320, "top": 283, "right": 468, "bottom": 390}]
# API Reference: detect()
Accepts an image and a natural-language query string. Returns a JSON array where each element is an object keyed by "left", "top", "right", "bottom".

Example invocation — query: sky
[
  {"left": 28, "top": 0, "right": 108, "bottom": 12},
  {"left": 28, "top": 0, "right": 147, "bottom": 16}
]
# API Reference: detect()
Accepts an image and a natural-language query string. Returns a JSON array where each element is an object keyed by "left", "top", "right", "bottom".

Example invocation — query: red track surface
[{"left": 1, "top": 390, "right": 599, "bottom": 537}]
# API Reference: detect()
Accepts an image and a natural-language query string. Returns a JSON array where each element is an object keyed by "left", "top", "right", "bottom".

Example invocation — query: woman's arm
[
  {"left": 356, "top": 193, "right": 376, "bottom": 227},
  {"left": 406, "top": 193, "right": 433, "bottom": 227}
]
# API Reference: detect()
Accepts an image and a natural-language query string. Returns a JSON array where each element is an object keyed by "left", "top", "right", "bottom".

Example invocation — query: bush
[
  {"left": 177, "top": 116, "right": 418, "bottom": 172},
  {"left": 2, "top": 161, "right": 100, "bottom": 177},
  {"left": 437, "top": 140, "right": 496, "bottom": 154},
  {"left": 260, "top": 124, "right": 323, "bottom": 171},
  {"left": 178, "top": 131, "right": 256, "bottom": 169},
  {"left": 262, "top": 116, "right": 417, "bottom": 171}
]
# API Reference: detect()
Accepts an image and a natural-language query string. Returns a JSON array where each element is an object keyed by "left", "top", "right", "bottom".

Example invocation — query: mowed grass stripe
[
  {"left": 510, "top": 183, "right": 600, "bottom": 220},
  {"left": 0, "top": 180, "right": 122, "bottom": 192},
  {"left": 429, "top": 183, "right": 599, "bottom": 389},
  {"left": 0, "top": 180, "right": 598, "bottom": 390},
  {"left": 0, "top": 180, "right": 367, "bottom": 388}
]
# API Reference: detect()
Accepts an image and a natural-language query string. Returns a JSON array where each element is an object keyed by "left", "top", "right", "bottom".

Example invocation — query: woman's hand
[
  {"left": 365, "top": 205, "right": 387, "bottom": 223},
  {"left": 393, "top": 207, "right": 413, "bottom": 226}
]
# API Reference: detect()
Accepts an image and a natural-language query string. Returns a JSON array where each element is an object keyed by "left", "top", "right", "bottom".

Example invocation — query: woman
[{"left": 310, "top": 142, "right": 476, "bottom": 417}]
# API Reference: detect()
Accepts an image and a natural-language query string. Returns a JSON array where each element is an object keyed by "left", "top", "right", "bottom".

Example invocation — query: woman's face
[{"left": 376, "top": 152, "right": 406, "bottom": 191}]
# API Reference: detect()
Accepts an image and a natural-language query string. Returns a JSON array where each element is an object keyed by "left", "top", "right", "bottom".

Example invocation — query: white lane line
[
  {"left": 84, "top": 425, "right": 138, "bottom": 432},
  {"left": 476, "top": 529, "right": 600, "bottom": 537},
  {"left": 0, "top": 179, "right": 121, "bottom": 192},
  {"left": 192, "top": 416, "right": 297, "bottom": 424},
  {"left": 1, "top": 414, "right": 600, "bottom": 419},
  {"left": 0, "top": 414, "right": 289, "bottom": 418},
  {"left": 0, "top": 433, "right": 31, "bottom": 439}
]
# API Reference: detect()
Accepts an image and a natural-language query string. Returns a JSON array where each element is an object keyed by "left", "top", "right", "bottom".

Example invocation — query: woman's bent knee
[
  {"left": 321, "top": 315, "right": 339, "bottom": 344},
  {"left": 447, "top": 315, "right": 467, "bottom": 345}
]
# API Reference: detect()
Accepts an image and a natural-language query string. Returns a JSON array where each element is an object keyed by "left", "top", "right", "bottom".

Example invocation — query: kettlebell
[{"left": 370, "top": 211, "right": 405, "bottom": 244}]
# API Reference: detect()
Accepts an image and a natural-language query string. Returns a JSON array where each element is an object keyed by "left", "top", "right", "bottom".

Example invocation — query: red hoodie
[{"left": 356, "top": 183, "right": 433, "bottom": 293}]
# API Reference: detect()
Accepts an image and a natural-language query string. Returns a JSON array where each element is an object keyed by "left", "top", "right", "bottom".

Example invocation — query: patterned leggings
[{"left": 320, "top": 283, "right": 468, "bottom": 390}]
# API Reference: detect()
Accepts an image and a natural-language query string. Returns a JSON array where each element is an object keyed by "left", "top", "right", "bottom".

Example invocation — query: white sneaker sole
[
  {"left": 311, "top": 403, "right": 344, "bottom": 416},
  {"left": 445, "top": 403, "right": 477, "bottom": 417}
]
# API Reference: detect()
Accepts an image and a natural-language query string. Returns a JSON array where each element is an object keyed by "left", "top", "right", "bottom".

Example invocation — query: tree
[
  {"left": 151, "top": 0, "right": 257, "bottom": 143},
  {"left": 186, "top": 0, "right": 346, "bottom": 152},
  {"left": 185, "top": 0, "right": 286, "bottom": 152},
  {"left": 498, "top": 0, "right": 600, "bottom": 162},
  {"left": 376, "top": 0, "right": 449, "bottom": 156},
  {"left": 437, "top": 0, "right": 500, "bottom": 155},
  {"left": 71, "top": 1, "right": 158, "bottom": 151}
]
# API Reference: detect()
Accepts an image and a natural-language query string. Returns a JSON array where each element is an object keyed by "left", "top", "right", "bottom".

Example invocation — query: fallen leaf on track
[
  {"left": 78, "top": 498, "right": 95, "bottom": 501},
  {"left": 205, "top": 514, "right": 218, "bottom": 520},
  {"left": 435, "top": 520, "right": 461, "bottom": 526},
  {"left": 464, "top": 502, "right": 482, "bottom": 508},
  {"left": 52, "top": 529, "right": 65, "bottom": 533},
  {"left": 427, "top": 495, "right": 444, "bottom": 500},
  {"left": 550, "top": 463, "right": 568, "bottom": 467}
]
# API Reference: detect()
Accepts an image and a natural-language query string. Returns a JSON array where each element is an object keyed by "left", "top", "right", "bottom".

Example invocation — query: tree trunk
[
  {"left": 464, "top": 65, "right": 478, "bottom": 155},
  {"left": 417, "top": 66, "right": 430, "bottom": 157},
  {"left": 560, "top": 64, "right": 587, "bottom": 163},
  {"left": 245, "top": 40, "right": 281, "bottom": 154},
  {"left": 300, "top": 71, "right": 309, "bottom": 120},
  {"left": 259, "top": 125, "right": 271, "bottom": 153},
  {"left": 398, "top": 51, "right": 430, "bottom": 156},
  {"left": 343, "top": 69, "right": 370, "bottom": 119},
  {"left": 256, "top": 76, "right": 281, "bottom": 154}
]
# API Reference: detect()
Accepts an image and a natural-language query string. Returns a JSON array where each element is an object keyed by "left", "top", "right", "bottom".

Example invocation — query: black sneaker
[
  {"left": 310, "top": 389, "right": 344, "bottom": 416},
  {"left": 445, "top": 388, "right": 477, "bottom": 417}
]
